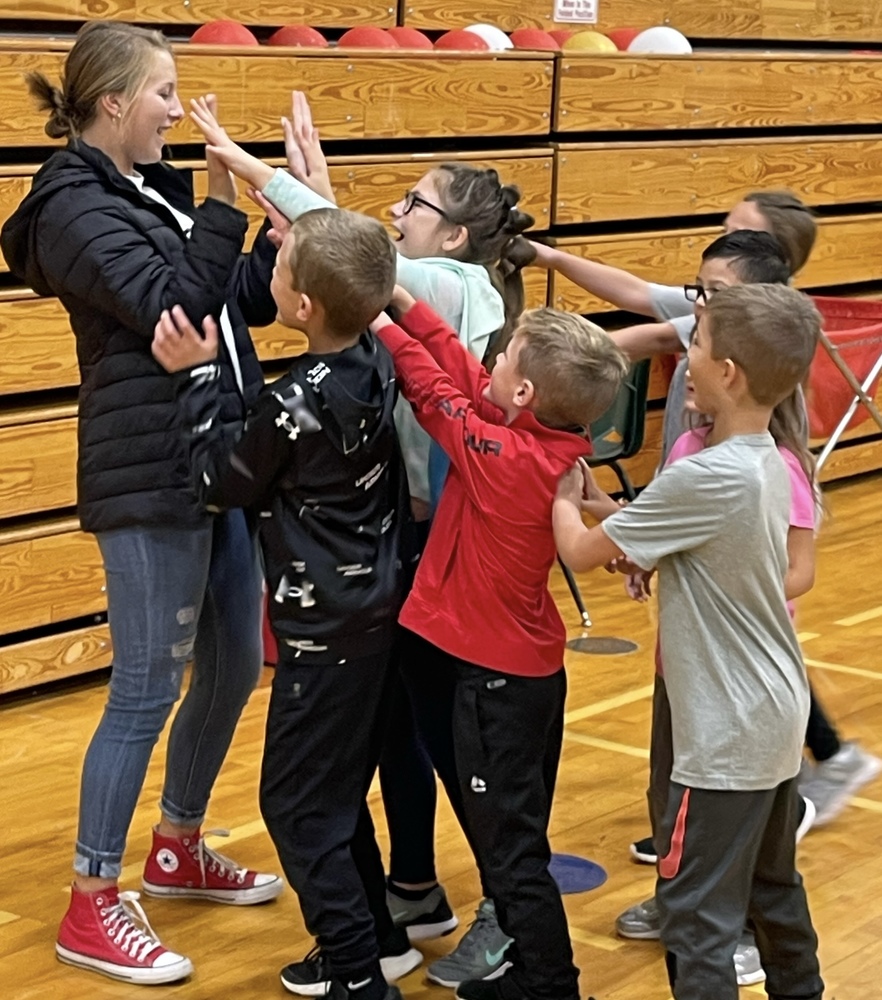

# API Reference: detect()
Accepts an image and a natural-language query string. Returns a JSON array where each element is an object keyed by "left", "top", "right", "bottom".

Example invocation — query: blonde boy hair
[
  {"left": 288, "top": 208, "right": 397, "bottom": 337},
  {"left": 515, "top": 308, "right": 629, "bottom": 429},
  {"left": 705, "top": 284, "right": 821, "bottom": 407}
]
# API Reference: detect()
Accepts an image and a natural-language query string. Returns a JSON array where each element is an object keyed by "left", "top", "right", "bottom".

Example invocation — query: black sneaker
[
  {"left": 629, "top": 835, "right": 657, "bottom": 865},
  {"left": 281, "top": 938, "right": 421, "bottom": 996},
  {"left": 455, "top": 976, "right": 592, "bottom": 1000},
  {"left": 387, "top": 883, "right": 459, "bottom": 941},
  {"left": 320, "top": 979, "right": 404, "bottom": 1000}
]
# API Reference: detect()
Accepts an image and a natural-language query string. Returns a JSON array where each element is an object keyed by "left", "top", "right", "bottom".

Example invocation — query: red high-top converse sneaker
[
  {"left": 142, "top": 826, "right": 283, "bottom": 904},
  {"left": 56, "top": 884, "right": 193, "bottom": 984}
]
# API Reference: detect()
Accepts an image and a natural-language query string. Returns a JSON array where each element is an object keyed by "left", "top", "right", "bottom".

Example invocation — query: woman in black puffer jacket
[{"left": 1, "top": 21, "right": 282, "bottom": 985}]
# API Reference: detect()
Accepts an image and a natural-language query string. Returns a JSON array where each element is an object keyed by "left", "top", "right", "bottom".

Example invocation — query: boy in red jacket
[{"left": 370, "top": 287, "right": 627, "bottom": 1000}]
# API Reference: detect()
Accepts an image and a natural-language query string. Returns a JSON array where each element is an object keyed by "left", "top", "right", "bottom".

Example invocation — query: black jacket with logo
[
  {"left": 178, "top": 334, "right": 411, "bottom": 661},
  {"left": 0, "top": 140, "right": 274, "bottom": 532}
]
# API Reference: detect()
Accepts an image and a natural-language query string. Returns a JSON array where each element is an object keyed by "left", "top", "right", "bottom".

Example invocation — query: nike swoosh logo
[
  {"left": 348, "top": 978, "right": 373, "bottom": 991},
  {"left": 484, "top": 945, "right": 510, "bottom": 966}
]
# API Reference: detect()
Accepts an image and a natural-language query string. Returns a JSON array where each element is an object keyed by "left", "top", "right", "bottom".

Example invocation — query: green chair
[{"left": 561, "top": 359, "right": 651, "bottom": 634}]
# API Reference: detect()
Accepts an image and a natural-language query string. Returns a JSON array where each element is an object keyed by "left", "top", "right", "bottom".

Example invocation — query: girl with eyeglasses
[{"left": 185, "top": 92, "right": 533, "bottom": 990}]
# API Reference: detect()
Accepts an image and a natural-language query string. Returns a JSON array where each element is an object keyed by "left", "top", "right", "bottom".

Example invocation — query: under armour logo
[{"left": 470, "top": 775, "right": 487, "bottom": 793}]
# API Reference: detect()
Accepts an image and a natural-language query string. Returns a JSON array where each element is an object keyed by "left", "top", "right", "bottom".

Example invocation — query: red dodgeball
[
  {"left": 386, "top": 26, "right": 434, "bottom": 50},
  {"left": 267, "top": 25, "right": 328, "bottom": 48},
  {"left": 548, "top": 29, "right": 576, "bottom": 45},
  {"left": 605, "top": 27, "right": 642, "bottom": 51},
  {"left": 434, "top": 29, "right": 491, "bottom": 51},
  {"left": 509, "top": 28, "right": 560, "bottom": 51},
  {"left": 190, "top": 20, "right": 259, "bottom": 46},
  {"left": 337, "top": 27, "right": 399, "bottom": 48}
]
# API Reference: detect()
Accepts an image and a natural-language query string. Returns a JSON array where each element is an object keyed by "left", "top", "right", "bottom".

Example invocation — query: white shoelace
[
  {"left": 192, "top": 828, "right": 248, "bottom": 885},
  {"left": 101, "top": 891, "right": 162, "bottom": 962}
]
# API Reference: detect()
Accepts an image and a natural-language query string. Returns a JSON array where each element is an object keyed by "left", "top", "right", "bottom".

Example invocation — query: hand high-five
[{"left": 283, "top": 91, "right": 335, "bottom": 203}]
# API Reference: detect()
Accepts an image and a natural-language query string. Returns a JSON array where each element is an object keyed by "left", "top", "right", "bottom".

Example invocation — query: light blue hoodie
[{"left": 262, "top": 169, "right": 505, "bottom": 502}]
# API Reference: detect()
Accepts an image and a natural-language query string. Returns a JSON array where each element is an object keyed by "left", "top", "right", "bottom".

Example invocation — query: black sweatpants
[
  {"left": 259, "top": 647, "right": 395, "bottom": 976},
  {"left": 448, "top": 652, "right": 580, "bottom": 1000},
  {"left": 656, "top": 778, "right": 823, "bottom": 1000}
]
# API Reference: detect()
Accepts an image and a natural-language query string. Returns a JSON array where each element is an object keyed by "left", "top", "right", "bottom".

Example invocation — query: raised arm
[
  {"left": 530, "top": 241, "right": 654, "bottom": 317},
  {"left": 611, "top": 321, "right": 682, "bottom": 361}
]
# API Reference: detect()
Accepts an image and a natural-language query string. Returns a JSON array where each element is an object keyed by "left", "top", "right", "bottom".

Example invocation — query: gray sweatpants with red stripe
[{"left": 655, "top": 778, "right": 824, "bottom": 1000}]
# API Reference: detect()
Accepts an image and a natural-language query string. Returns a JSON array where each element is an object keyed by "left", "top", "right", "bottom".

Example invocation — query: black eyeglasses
[
  {"left": 402, "top": 190, "right": 450, "bottom": 221},
  {"left": 683, "top": 283, "right": 717, "bottom": 303}
]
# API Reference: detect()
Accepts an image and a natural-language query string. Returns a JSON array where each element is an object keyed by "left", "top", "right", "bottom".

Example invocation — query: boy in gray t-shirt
[{"left": 554, "top": 283, "right": 824, "bottom": 1000}]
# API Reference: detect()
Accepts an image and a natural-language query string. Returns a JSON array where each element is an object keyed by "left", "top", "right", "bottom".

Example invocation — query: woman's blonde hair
[{"left": 26, "top": 21, "right": 172, "bottom": 140}]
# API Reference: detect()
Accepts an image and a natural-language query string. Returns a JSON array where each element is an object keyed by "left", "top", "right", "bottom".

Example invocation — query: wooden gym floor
[{"left": 1, "top": 471, "right": 880, "bottom": 1000}]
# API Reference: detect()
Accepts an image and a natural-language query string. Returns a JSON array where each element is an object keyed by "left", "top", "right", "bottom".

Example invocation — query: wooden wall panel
[
  {"left": 555, "top": 136, "right": 882, "bottom": 225},
  {"left": 556, "top": 55, "right": 882, "bottom": 132},
  {"left": 0, "top": 527, "right": 105, "bottom": 635},
  {"left": 402, "top": 0, "right": 882, "bottom": 42},
  {"left": 136, "top": 0, "right": 395, "bottom": 28},
  {"left": 0, "top": 49, "right": 553, "bottom": 147},
  {"left": 173, "top": 52, "right": 553, "bottom": 144},
  {"left": 548, "top": 214, "right": 882, "bottom": 315},
  {"left": 0, "top": 623, "right": 111, "bottom": 696},
  {"left": 0, "top": 0, "right": 395, "bottom": 26},
  {"left": 0, "top": 295, "right": 78, "bottom": 394},
  {"left": 0, "top": 412, "right": 77, "bottom": 519}
]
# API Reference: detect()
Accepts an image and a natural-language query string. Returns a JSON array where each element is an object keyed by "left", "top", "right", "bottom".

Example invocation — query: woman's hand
[
  {"left": 198, "top": 96, "right": 236, "bottom": 206},
  {"left": 152, "top": 306, "right": 219, "bottom": 373},
  {"left": 191, "top": 95, "right": 273, "bottom": 190},
  {"left": 283, "top": 91, "right": 336, "bottom": 203}
]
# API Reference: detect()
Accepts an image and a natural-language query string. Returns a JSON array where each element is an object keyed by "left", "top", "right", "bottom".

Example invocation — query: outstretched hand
[
  {"left": 248, "top": 187, "right": 291, "bottom": 249},
  {"left": 152, "top": 306, "right": 219, "bottom": 373},
  {"left": 190, "top": 95, "right": 272, "bottom": 190},
  {"left": 282, "top": 91, "right": 335, "bottom": 203}
]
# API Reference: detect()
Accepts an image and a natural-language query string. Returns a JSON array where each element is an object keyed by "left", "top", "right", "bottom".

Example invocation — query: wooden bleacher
[{"left": 1, "top": 17, "right": 882, "bottom": 692}]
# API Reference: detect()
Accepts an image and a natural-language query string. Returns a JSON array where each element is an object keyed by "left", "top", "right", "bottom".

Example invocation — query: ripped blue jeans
[{"left": 75, "top": 511, "right": 263, "bottom": 878}]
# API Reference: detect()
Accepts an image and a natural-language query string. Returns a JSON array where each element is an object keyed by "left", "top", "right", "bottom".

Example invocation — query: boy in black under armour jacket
[{"left": 152, "top": 208, "right": 416, "bottom": 1000}]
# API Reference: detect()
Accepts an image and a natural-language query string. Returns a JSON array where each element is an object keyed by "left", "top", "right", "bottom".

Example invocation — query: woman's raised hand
[
  {"left": 282, "top": 91, "right": 335, "bottom": 203},
  {"left": 190, "top": 95, "right": 272, "bottom": 190}
]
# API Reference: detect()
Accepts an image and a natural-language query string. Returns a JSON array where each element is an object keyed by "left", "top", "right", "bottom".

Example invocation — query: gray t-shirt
[
  {"left": 602, "top": 434, "right": 810, "bottom": 792},
  {"left": 648, "top": 283, "right": 695, "bottom": 460}
]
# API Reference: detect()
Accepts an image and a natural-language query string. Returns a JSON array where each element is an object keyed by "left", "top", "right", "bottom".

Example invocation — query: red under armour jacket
[{"left": 376, "top": 301, "right": 591, "bottom": 677}]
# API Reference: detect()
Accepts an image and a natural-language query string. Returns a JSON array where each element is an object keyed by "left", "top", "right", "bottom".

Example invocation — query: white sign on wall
[{"left": 553, "top": 0, "right": 598, "bottom": 23}]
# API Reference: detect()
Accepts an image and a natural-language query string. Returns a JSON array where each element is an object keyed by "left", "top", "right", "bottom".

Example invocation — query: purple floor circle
[{"left": 549, "top": 853, "right": 608, "bottom": 894}]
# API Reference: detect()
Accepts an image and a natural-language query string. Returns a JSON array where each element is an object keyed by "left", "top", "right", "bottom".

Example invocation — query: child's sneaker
[
  {"left": 800, "top": 742, "right": 882, "bottom": 825},
  {"left": 615, "top": 896, "right": 660, "bottom": 940},
  {"left": 426, "top": 899, "right": 512, "bottom": 988},
  {"left": 56, "top": 884, "right": 193, "bottom": 985},
  {"left": 280, "top": 932, "right": 422, "bottom": 996},
  {"left": 628, "top": 835, "right": 657, "bottom": 864},
  {"left": 615, "top": 897, "right": 764, "bottom": 986},
  {"left": 796, "top": 795, "right": 816, "bottom": 843},
  {"left": 387, "top": 883, "right": 459, "bottom": 941},
  {"left": 142, "top": 826, "right": 283, "bottom": 904}
]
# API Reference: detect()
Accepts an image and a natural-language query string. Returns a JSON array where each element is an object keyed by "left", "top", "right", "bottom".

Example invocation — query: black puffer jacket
[{"left": 0, "top": 140, "right": 275, "bottom": 531}]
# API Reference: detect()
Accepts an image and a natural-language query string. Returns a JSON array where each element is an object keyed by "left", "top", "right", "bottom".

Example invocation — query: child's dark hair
[
  {"left": 702, "top": 230, "right": 792, "bottom": 284},
  {"left": 432, "top": 164, "right": 535, "bottom": 366},
  {"left": 743, "top": 190, "right": 817, "bottom": 275},
  {"left": 26, "top": 21, "right": 172, "bottom": 140},
  {"left": 288, "top": 208, "right": 396, "bottom": 337}
]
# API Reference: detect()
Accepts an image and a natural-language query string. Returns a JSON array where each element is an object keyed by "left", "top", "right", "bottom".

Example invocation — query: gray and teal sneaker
[{"left": 426, "top": 899, "right": 512, "bottom": 988}]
